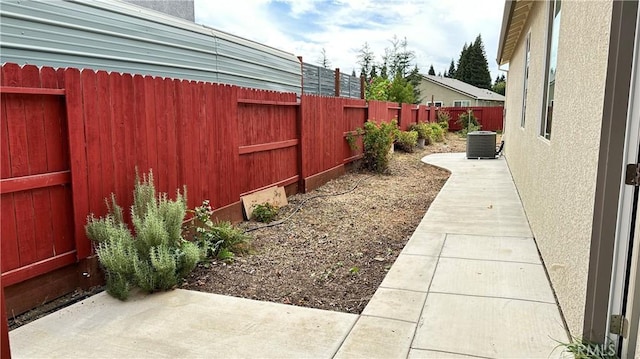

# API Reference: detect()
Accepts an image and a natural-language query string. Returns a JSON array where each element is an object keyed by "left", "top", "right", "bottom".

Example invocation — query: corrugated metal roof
[
  {"left": 0, "top": 0, "right": 302, "bottom": 93},
  {"left": 422, "top": 75, "right": 505, "bottom": 102}
]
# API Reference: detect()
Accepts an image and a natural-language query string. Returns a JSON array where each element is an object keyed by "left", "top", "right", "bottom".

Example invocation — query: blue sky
[{"left": 194, "top": 0, "right": 506, "bottom": 81}]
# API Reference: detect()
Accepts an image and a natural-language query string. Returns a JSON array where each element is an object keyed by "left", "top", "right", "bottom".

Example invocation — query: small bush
[
  {"left": 86, "top": 171, "right": 199, "bottom": 300},
  {"left": 408, "top": 123, "right": 430, "bottom": 140},
  {"left": 429, "top": 123, "right": 445, "bottom": 142},
  {"left": 362, "top": 120, "right": 398, "bottom": 173},
  {"left": 252, "top": 202, "right": 279, "bottom": 223},
  {"left": 458, "top": 123, "right": 482, "bottom": 138},
  {"left": 457, "top": 111, "right": 480, "bottom": 130},
  {"left": 438, "top": 120, "right": 449, "bottom": 132},
  {"left": 188, "top": 200, "right": 250, "bottom": 261},
  {"left": 437, "top": 109, "right": 451, "bottom": 124},
  {"left": 395, "top": 130, "right": 418, "bottom": 153}
]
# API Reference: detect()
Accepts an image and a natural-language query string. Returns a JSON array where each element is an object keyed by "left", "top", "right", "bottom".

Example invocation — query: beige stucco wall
[
  {"left": 503, "top": 0, "right": 612, "bottom": 337},
  {"left": 417, "top": 79, "right": 475, "bottom": 106}
]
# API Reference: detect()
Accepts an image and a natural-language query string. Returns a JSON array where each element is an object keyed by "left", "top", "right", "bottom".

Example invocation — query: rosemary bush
[{"left": 85, "top": 171, "right": 200, "bottom": 300}]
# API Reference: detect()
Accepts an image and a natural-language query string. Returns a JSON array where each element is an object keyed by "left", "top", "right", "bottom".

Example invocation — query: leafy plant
[
  {"left": 554, "top": 336, "right": 617, "bottom": 359},
  {"left": 457, "top": 110, "right": 480, "bottom": 129},
  {"left": 361, "top": 120, "right": 398, "bottom": 173},
  {"left": 187, "top": 200, "right": 251, "bottom": 262},
  {"left": 408, "top": 123, "right": 430, "bottom": 140},
  {"left": 345, "top": 129, "right": 364, "bottom": 151},
  {"left": 429, "top": 123, "right": 445, "bottom": 142},
  {"left": 437, "top": 120, "right": 449, "bottom": 132},
  {"left": 395, "top": 130, "right": 418, "bottom": 153},
  {"left": 437, "top": 109, "right": 451, "bottom": 124},
  {"left": 252, "top": 202, "right": 279, "bottom": 223},
  {"left": 457, "top": 123, "right": 482, "bottom": 138},
  {"left": 85, "top": 171, "right": 199, "bottom": 300}
]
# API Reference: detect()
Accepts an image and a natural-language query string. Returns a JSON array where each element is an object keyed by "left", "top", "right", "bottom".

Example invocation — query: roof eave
[{"left": 496, "top": 0, "right": 516, "bottom": 66}]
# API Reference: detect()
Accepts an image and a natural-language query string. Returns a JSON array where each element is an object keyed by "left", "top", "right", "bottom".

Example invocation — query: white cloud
[{"left": 194, "top": 0, "right": 506, "bottom": 80}]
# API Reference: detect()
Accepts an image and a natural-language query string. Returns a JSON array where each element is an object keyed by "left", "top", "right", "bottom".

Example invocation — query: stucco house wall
[{"left": 502, "top": 0, "right": 612, "bottom": 336}]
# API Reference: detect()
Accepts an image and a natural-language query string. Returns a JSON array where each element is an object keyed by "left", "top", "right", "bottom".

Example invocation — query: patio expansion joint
[
  {"left": 426, "top": 291, "right": 557, "bottom": 305},
  {"left": 411, "top": 348, "right": 495, "bottom": 359},
  {"left": 376, "top": 286, "right": 429, "bottom": 294},
  {"left": 437, "top": 255, "right": 542, "bottom": 266}
]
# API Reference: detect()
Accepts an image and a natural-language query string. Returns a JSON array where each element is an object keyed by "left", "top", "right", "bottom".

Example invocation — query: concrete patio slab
[
  {"left": 429, "top": 257, "right": 556, "bottom": 303},
  {"left": 379, "top": 254, "right": 438, "bottom": 292},
  {"left": 440, "top": 234, "right": 540, "bottom": 263},
  {"left": 9, "top": 152, "right": 571, "bottom": 359},
  {"left": 10, "top": 289, "right": 358, "bottom": 359},
  {"left": 401, "top": 232, "right": 446, "bottom": 257},
  {"left": 361, "top": 287, "right": 427, "bottom": 323},
  {"left": 333, "top": 316, "right": 416, "bottom": 359},
  {"left": 412, "top": 293, "right": 567, "bottom": 358}
]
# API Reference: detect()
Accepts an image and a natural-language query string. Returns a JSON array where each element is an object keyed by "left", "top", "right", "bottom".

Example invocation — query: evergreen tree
[
  {"left": 369, "top": 64, "right": 378, "bottom": 80},
  {"left": 357, "top": 42, "right": 375, "bottom": 82},
  {"left": 492, "top": 73, "right": 506, "bottom": 95},
  {"left": 467, "top": 35, "right": 492, "bottom": 89},
  {"left": 407, "top": 64, "right": 422, "bottom": 103},
  {"left": 352, "top": 69, "right": 356, "bottom": 77},
  {"left": 454, "top": 35, "right": 492, "bottom": 89},
  {"left": 318, "top": 48, "right": 331, "bottom": 69},
  {"left": 428, "top": 65, "right": 436, "bottom": 76},
  {"left": 447, "top": 59, "right": 456, "bottom": 78},
  {"left": 455, "top": 43, "right": 469, "bottom": 82}
]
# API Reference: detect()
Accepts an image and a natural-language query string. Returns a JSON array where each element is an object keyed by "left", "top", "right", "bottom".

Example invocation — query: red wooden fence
[
  {"left": 441, "top": 106, "right": 504, "bottom": 132},
  {"left": 1, "top": 64, "right": 503, "bottom": 319}
]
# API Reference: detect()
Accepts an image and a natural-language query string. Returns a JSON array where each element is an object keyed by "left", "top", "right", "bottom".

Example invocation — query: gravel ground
[{"left": 181, "top": 133, "right": 467, "bottom": 314}]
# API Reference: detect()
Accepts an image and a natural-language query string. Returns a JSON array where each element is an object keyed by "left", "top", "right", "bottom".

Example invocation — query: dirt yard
[
  {"left": 181, "top": 133, "right": 466, "bottom": 314},
  {"left": 9, "top": 133, "right": 467, "bottom": 329}
]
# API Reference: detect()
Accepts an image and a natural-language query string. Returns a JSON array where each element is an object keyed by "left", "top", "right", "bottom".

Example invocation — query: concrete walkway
[{"left": 9, "top": 153, "right": 569, "bottom": 358}]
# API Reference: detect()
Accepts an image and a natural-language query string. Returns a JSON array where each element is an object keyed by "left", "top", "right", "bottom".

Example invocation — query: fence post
[
  {"left": 334, "top": 68, "right": 340, "bottom": 97},
  {"left": 297, "top": 56, "right": 304, "bottom": 95}
]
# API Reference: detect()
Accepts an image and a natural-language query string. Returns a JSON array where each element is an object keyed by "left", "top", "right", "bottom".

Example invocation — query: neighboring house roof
[{"left": 421, "top": 75, "right": 506, "bottom": 102}]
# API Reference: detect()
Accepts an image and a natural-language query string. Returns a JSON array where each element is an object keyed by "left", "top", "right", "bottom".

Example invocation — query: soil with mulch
[{"left": 181, "top": 133, "right": 466, "bottom": 314}]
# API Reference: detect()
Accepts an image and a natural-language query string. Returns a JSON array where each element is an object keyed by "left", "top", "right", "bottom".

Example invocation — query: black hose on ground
[
  {"left": 496, "top": 140, "right": 505, "bottom": 157},
  {"left": 244, "top": 174, "right": 374, "bottom": 233}
]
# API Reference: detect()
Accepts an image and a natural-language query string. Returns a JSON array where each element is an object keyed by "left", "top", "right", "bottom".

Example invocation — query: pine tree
[
  {"left": 407, "top": 64, "right": 422, "bottom": 103},
  {"left": 447, "top": 59, "right": 456, "bottom": 78},
  {"left": 357, "top": 42, "right": 374, "bottom": 82},
  {"left": 454, "top": 35, "right": 492, "bottom": 89},
  {"left": 369, "top": 64, "right": 378, "bottom": 80},
  {"left": 318, "top": 48, "right": 331, "bottom": 69},
  {"left": 468, "top": 35, "right": 492, "bottom": 89},
  {"left": 428, "top": 65, "right": 436, "bottom": 76},
  {"left": 455, "top": 43, "right": 469, "bottom": 82},
  {"left": 352, "top": 69, "right": 356, "bottom": 77}
]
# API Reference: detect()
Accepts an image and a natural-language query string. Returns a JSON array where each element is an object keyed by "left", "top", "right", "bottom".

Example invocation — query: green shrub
[
  {"left": 437, "top": 109, "right": 451, "bottom": 124},
  {"left": 429, "top": 123, "right": 445, "bottom": 142},
  {"left": 252, "top": 202, "right": 279, "bottom": 223},
  {"left": 438, "top": 120, "right": 449, "bottom": 132},
  {"left": 457, "top": 123, "right": 482, "bottom": 138},
  {"left": 86, "top": 171, "right": 199, "bottom": 300},
  {"left": 408, "top": 123, "right": 430, "bottom": 140},
  {"left": 188, "top": 200, "right": 250, "bottom": 261},
  {"left": 395, "top": 130, "right": 418, "bottom": 153},
  {"left": 457, "top": 110, "right": 480, "bottom": 130},
  {"left": 362, "top": 120, "right": 398, "bottom": 173}
]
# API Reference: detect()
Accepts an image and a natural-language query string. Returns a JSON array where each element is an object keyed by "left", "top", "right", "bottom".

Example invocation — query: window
[
  {"left": 427, "top": 101, "right": 443, "bottom": 107},
  {"left": 521, "top": 32, "right": 531, "bottom": 128},
  {"left": 541, "top": 0, "right": 561, "bottom": 140},
  {"left": 453, "top": 100, "right": 471, "bottom": 107}
]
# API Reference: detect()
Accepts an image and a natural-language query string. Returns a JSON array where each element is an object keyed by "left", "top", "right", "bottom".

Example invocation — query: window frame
[
  {"left": 521, "top": 31, "right": 531, "bottom": 128},
  {"left": 453, "top": 100, "right": 471, "bottom": 107},
  {"left": 540, "top": 0, "right": 561, "bottom": 140},
  {"left": 427, "top": 101, "right": 444, "bottom": 107}
]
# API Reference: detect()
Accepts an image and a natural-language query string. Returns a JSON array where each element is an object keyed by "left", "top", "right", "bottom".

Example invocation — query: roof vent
[{"left": 466, "top": 131, "right": 497, "bottom": 159}]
